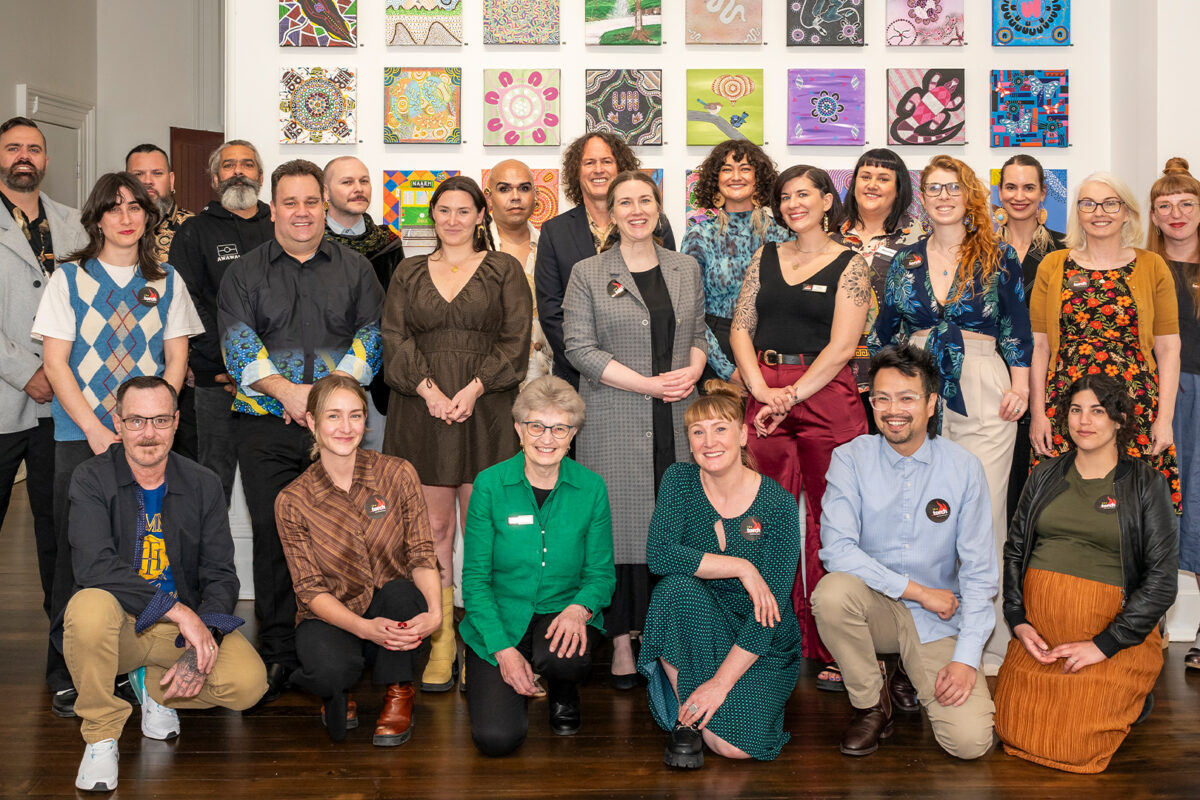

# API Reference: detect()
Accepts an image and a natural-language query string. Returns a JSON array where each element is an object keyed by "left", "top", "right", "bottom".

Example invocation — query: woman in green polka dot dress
[{"left": 638, "top": 381, "right": 802, "bottom": 768}]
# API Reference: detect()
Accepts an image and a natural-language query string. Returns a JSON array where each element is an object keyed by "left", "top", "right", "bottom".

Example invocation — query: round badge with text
[
  {"left": 136, "top": 286, "right": 161, "bottom": 307},
  {"left": 1067, "top": 274, "right": 1090, "bottom": 292},
  {"left": 1094, "top": 494, "right": 1118, "bottom": 514},
  {"left": 364, "top": 494, "right": 388, "bottom": 519},
  {"left": 925, "top": 498, "right": 951, "bottom": 523},
  {"left": 740, "top": 516, "right": 763, "bottom": 542}
]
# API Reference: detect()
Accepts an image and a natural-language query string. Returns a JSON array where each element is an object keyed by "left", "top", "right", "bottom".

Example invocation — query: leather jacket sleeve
[{"left": 1001, "top": 459, "right": 1055, "bottom": 634}]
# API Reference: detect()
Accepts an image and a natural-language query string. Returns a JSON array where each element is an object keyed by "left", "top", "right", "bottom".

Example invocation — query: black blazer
[
  {"left": 535, "top": 205, "right": 676, "bottom": 386},
  {"left": 1003, "top": 452, "right": 1178, "bottom": 657}
]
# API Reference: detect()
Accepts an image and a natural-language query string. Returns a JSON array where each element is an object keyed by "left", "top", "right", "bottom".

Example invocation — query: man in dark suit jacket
[{"left": 535, "top": 132, "right": 675, "bottom": 387}]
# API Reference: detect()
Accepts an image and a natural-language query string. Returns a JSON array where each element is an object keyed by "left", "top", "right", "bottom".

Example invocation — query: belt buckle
[{"left": 763, "top": 349, "right": 779, "bottom": 366}]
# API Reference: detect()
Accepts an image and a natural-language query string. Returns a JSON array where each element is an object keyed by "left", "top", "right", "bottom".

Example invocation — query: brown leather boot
[
  {"left": 840, "top": 680, "right": 894, "bottom": 756},
  {"left": 373, "top": 683, "right": 415, "bottom": 747},
  {"left": 889, "top": 663, "right": 920, "bottom": 713}
]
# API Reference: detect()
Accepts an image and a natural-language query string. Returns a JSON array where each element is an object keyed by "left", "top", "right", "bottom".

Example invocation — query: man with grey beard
[{"left": 168, "top": 140, "right": 272, "bottom": 504}]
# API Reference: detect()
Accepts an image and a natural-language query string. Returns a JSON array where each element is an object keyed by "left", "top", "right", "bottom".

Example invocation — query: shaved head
[
  {"left": 323, "top": 156, "right": 371, "bottom": 226},
  {"left": 486, "top": 159, "right": 535, "bottom": 230}
]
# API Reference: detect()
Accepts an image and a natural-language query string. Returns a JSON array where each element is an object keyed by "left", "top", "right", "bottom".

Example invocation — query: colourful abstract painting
[
  {"left": 385, "top": 0, "right": 463, "bottom": 46},
  {"left": 482, "top": 70, "right": 561, "bottom": 146},
  {"left": 685, "top": 170, "right": 718, "bottom": 229},
  {"left": 993, "top": 0, "right": 1069, "bottom": 45},
  {"left": 280, "top": 66, "right": 356, "bottom": 144},
  {"left": 887, "top": 68, "right": 965, "bottom": 146},
  {"left": 829, "top": 168, "right": 926, "bottom": 226},
  {"left": 685, "top": 0, "right": 762, "bottom": 44},
  {"left": 279, "top": 0, "right": 357, "bottom": 47},
  {"left": 585, "top": 0, "right": 662, "bottom": 45},
  {"left": 787, "top": 69, "right": 864, "bottom": 146},
  {"left": 482, "top": 168, "right": 560, "bottom": 229},
  {"left": 383, "top": 67, "right": 461, "bottom": 143},
  {"left": 641, "top": 168, "right": 664, "bottom": 197},
  {"left": 787, "top": 0, "right": 864, "bottom": 46},
  {"left": 483, "top": 0, "right": 560, "bottom": 44},
  {"left": 885, "top": 0, "right": 964, "bottom": 46},
  {"left": 584, "top": 69, "right": 662, "bottom": 146},
  {"left": 990, "top": 69, "right": 1068, "bottom": 147},
  {"left": 382, "top": 169, "right": 459, "bottom": 254},
  {"left": 687, "top": 69, "right": 764, "bottom": 146},
  {"left": 991, "top": 168, "right": 1068, "bottom": 231}
]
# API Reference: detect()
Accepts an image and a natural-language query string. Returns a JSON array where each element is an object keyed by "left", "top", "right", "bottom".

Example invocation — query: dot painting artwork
[
  {"left": 482, "top": 168, "right": 560, "bottom": 229},
  {"left": 584, "top": 69, "right": 663, "bottom": 146},
  {"left": 280, "top": 66, "right": 356, "bottom": 144},
  {"left": 992, "top": 0, "right": 1070, "bottom": 46},
  {"left": 990, "top": 69, "right": 1069, "bottom": 147},
  {"left": 383, "top": 67, "right": 462, "bottom": 144},
  {"left": 687, "top": 69, "right": 764, "bottom": 146},
  {"left": 685, "top": 0, "right": 763, "bottom": 45},
  {"left": 887, "top": 67, "right": 966, "bottom": 146},
  {"left": 279, "top": 0, "right": 357, "bottom": 47},
  {"left": 585, "top": 0, "right": 663, "bottom": 45},
  {"left": 991, "top": 168, "right": 1068, "bottom": 230},
  {"left": 787, "top": 69, "right": 865, "bottom": 146},
  {"left": 482, "top": 69, "right": 561, "bottom": 146},
  {"left": 384, "top": 0, "right": 463, "bottom": 46},
  {"left": 787, "top": 0, "right": 865, "bottom": 46},
  {"left": 483, "top": 0, "right": 560, "bottom": 45},
  {"left": 885, "top": 0, "right": 965, "bottom": 46}
]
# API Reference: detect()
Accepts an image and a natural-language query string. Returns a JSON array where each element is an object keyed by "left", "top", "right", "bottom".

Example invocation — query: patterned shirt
[
  {"left": 276, "top": 449, "right": 438, "bottom": 623},
  {"left": 680, "top": 210, "right": 793, "bottom": 378},
  {"left": 153, "top": 201, "right": 195, "bottom": 264},
  {"left": 869, "top": 238, "right": 1033, "bottom": 418},
  {"left": 0, "top": 192, "right": 55, "bottom": 274}
]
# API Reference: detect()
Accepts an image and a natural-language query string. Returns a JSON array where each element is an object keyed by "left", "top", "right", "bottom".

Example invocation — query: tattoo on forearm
[
  {"left": 173, "top": 647, "right": 206, "bottom": 696},
  {"left": 840, "top": 254, "right": 871, "bottom": 308},
  {"left": 731, "top": 251, "right": 762, "bottom": 332}
]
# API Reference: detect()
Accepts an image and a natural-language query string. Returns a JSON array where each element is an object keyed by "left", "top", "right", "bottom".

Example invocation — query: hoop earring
[
  {"left": 713, "top": 194, "right": 725, "bottom": 209},
  {"left": 963, "top": 213, "right": 976, "bottom": 233},
  {"left": 993, "top": 207, "right": 1008, "bottom": 226},
  {"left": 1037, "top": 205, "right": 1048, "bottom": 226}
]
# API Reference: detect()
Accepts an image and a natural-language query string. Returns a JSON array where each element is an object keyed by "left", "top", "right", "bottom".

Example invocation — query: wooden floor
[{"left": 2, "top": 495, "right": 1199, "bottom": 799}]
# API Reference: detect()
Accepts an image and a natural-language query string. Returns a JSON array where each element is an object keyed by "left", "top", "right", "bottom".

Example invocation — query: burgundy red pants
[{"left": 745, "top": 361, "right": 866, "bottom": 663}]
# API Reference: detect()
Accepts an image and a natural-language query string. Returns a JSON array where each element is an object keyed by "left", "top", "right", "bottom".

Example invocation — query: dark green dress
[{"left": 637, "top": 462, "right": 802, "bottom": 761}]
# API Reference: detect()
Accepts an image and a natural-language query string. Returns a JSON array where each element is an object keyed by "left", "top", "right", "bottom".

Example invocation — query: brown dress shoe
[
  {"left": 840, "top": 682, "right": 893, "bottom": 756},
  {"left": 374, "top": 683, "right": 415, "bottom": 747},
  {"left": 889, "top": 664, "right": 920, "bottom": 713}
]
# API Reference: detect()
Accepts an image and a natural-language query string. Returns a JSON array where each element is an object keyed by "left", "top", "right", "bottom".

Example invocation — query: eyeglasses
[
  {"left": 120, "top": 414, "right": 175, "bottom": 430},
  {"left": 868, "top": 393, "right": 926, "bottom": 411},
  {"left": 1077, "top": 198, "right": 1125, "bottom": 214},
  {"left": 1153, "top": 200, "right": 1199, "bottom": 215},
  {"left": 921, "top": 182, "right": 963, "bottom": 197},
  {"left": 522, "top": 420, "right": 575, "bottom": 439}
]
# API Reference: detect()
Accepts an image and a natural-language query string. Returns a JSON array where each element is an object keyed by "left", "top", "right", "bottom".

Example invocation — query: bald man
[
  {"left": 485, "top": 160, "right": 550, "bottom": 384},
  {"left": 322, "top": 156, "right": 404, "bottom": 449}
]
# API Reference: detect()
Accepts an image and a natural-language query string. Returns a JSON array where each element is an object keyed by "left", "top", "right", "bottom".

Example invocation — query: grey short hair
[
  {"left": 207, "top": 139, "right": 264, "bottom": 179},
  {"left": 511, "top": 376, "right": 585, "bottom": 429}
]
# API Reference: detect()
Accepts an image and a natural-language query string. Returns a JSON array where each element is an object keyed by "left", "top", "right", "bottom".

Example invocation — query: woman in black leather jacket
[{"left": 993, "top": 373, "right": 1178, "bottom": 773}]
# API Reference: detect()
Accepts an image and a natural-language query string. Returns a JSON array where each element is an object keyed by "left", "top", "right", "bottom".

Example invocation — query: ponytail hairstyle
[
  {"left": 997, "top": 154, "right": 1056, "bottom": 256},
  {"left": 684, "top": 380, "right": 757, "bottom": 471},
  {"left": 920, "top": 155, "right": 1003, "bottom": 304},
  {"left": 1147, "top": 157, "right": 1200, "bottom": 319}
]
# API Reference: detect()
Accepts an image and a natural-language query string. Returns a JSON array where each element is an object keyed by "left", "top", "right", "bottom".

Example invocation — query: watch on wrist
[{"left": 208, "top": 626, "right": 225, "bottom": 647}]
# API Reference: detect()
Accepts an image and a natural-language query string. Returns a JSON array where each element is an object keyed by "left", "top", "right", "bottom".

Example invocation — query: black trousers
[
  {"left": 466, "top": 612, "right": 596, "bottom": 757},
  {"left": 236, "top": 413, "right": 309, "bottom": 668},
  {"left": 292, "top": 579, "right": 431, "bottom": 701},
  {"left": 1007, "top": 415, "right": 1032, "bottom": 528},
  {"left": 172, "top": 384, "right": 198, "bottom": 461},
  {"left": 47, "top": 439, "right": 96, "bottom": 691}
]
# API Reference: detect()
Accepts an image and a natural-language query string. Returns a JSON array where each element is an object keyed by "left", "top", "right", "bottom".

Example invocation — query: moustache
[{"left": 216, "top": 174, "right": 261, "bottom": 192}]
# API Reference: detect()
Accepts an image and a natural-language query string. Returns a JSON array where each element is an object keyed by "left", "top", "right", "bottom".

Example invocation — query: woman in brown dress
[{"left": 382, "top": 176, "right": 532, "bottom": 692}]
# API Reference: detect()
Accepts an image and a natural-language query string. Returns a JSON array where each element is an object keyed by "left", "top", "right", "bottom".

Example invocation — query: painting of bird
[{"left": 696, "top": 98, "right": 723, "bottom": 115}]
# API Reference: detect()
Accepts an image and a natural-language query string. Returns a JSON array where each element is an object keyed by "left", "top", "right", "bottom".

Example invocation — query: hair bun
[
  {"left": 1164, "top": 157, "right": 1191, "bottom": 176},
  {"left": 701, "top": 379, "right": 741, "bottom": 400}
]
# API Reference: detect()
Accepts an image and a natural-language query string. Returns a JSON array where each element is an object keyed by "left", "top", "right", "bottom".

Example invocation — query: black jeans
[
  {"left": 195, "top": 385, "right": 239, "bottom": 504},
  {"left": 236, "top": 413, "right": 309, "bottom": 669},
  {"left": 292, "top": 579, "right": 431, "bottom": 701},
  {"left": 172, "top": 384, "right": 198, "bottom": 461},
  {"left": 47, "top": 439, "right": 97, "bottom": 691},
  {"left": 466, "top": 612, "right": 597, "bottom": 757}
]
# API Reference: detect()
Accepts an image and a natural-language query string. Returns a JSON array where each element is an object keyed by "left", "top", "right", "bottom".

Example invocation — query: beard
[
  {"left": 151, "top": 194, "right": 173, "bottom": 217},
  {"left": 0, "top": 160, "right": 45, "bottom": 192},
  {"left": 216, "top": 175, "right": 261, "bottom": 211}
]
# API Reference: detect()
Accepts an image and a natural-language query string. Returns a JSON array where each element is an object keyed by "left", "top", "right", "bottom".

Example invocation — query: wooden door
[{"left": 169, "top": 127, "right": 225, "bottom": 215}]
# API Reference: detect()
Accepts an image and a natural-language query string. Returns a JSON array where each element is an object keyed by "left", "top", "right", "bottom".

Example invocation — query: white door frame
[{"left": 15, "top": 84, "right": 97, "bottom": 207}]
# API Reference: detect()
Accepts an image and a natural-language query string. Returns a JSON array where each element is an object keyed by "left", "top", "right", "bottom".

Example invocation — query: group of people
[{"left": 0, "top": 111, "right": 1193, "bottom": 792}]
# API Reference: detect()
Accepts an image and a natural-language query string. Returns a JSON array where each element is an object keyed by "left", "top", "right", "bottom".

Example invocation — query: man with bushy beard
[{"left": 168, "top": 140, "right": 272, "bottom": 504}]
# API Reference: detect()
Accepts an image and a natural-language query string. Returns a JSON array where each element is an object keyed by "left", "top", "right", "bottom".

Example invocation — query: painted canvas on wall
[
  {"left": 585, "top": 0, "right": 663, "bottom": 45},
  {"left": 483, "top": 70, "right": 561, "bottom": 146},
  {"left": 887, "top": 68, "right": 965, "bottom": 146},
  {"left": 787, "top": 69, "right": 865, "bottom": 146},
  {"left": 787, "top": 0, "right": 865, "bottom": 46},
  {"left": 383, "top": 67, "right": 462, "bottom": 143},
  {"left": 829, "top": 168, "right": 926, "bottom": 225},
  {"left": 383, "top": 169, "right": 459, "bottom": 254},
  {"left": 685, "top": 0, "right": 763, "bottom": 45},
  {"left": 684, "top": 169, "right": 718, "bottom": 229},
  {"left": 280, "top": 66, "right": 356, "bottom": 144},
  {"left": 990, "top": 69, "right": 1069, "bottom": 147},
  {"left": 992, "top": 0, "right": 1069, "bottom": 45},
  {"left": 687, "top": 69, "right": 764, "bottom": 146},
  {"left": 279, "top": 0, "right": 357, "bottom": 47},
  {"left": 991, "top": 168, "right": 1068, "bottom": 231},
  {"left": 480, "top": 168, "right": 560, "bottom": 229},
  {"left": 885, "top": 0, "right": 965, "bottom": 46},
  {"left": 584, "top": 69, "right": 663, "bottom": 146},
  {"left": 483, "top": 0, "right": 561, "bottom": 44},
  {"left": 385, "top": 0, "right": 463, "bottom": 46}
]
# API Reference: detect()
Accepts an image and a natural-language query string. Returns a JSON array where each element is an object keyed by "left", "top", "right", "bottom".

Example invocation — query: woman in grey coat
[{"left": 563, "top": 171, "right": 707, "bottom": 689}]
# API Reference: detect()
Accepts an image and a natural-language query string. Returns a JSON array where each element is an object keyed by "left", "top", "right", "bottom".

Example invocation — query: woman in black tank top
[{"left": 729, "top": 165, "right": 870, "bottom": 690}]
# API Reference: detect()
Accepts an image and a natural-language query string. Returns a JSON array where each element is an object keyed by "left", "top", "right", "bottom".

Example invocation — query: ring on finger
[{"left": 688, "top": 703, "right": 700, "bottom": 715}]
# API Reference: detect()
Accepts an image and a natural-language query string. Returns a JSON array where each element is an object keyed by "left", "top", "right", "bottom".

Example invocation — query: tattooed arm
[
  {"left": 161, "top": 645, "right": 209, "bottom": 701},
  {"left": 729, "top": 248, "right": 773, "bottom": 403}
]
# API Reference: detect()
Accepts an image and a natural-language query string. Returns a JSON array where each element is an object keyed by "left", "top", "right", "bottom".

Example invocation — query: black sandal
[{"left": 1185, "top": 648, "right": 1200, "bottom": 670}]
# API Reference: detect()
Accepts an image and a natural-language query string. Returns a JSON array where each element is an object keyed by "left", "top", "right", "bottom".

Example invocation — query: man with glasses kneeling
[{"left": 62, "top": 376, "right": 267, "bottom": 792}]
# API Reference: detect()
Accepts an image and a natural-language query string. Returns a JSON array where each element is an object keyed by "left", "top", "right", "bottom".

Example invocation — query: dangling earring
[
  {"left": 963, "top": 213, "right": 976, "bottom": 233},
  {"left": 713, "top": 194, "right": 725, "bottom": 209},
  {"left": 822, "top": 213, "right": 830, "bottom": 233},
  {"left": 751, "top": 195, "right": 761, "bottom": 209},
  {"left": 1037, "top": 205, "right": 1048, "bottom": 226},
  {"left": 920, "top": 216, "right": 932, "bottom": 236},
  {"left": 993, "top": 207, "right": 1008, "bottom": 226}
]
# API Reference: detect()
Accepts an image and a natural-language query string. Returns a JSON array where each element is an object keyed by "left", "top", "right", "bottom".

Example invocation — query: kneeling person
[
  {"left": 275, "top": 375, "right": 440, "bottom": 745},
  {"left": 64, "top": 376, "right": 267, "bottom": 792}
]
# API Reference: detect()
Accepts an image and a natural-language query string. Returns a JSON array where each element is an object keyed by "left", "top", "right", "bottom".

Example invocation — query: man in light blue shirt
[{"left": 812, "top": 344, "right": 998, "bottom": 760}]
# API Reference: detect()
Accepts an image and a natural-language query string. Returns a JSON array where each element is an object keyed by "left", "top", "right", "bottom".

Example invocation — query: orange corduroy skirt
[{"left": 994, "top": 568, "right": 1162, "bottom": 773}]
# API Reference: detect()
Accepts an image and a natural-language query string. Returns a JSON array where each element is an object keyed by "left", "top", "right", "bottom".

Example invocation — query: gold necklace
[{"left": 786, "top": 240, "right": 829, "bottom": 269}]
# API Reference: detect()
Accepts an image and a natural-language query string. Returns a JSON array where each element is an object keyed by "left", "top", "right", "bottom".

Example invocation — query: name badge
[
  {"left": 875, "top": 246, "right": 898, "bottom": 264},
  {"left": 801, "top": 283, "right": 828, "bottom": 293},
  {"left": 508, "top": 514, "right": 535, "bottom": 526}
]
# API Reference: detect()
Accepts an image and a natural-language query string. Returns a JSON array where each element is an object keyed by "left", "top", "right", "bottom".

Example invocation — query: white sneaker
[
  {"left": 76, "top": 738, "right": 118, "bottom": 792},
  {"left": 129, "top": 667, "right": 180, "bottom": 740}
]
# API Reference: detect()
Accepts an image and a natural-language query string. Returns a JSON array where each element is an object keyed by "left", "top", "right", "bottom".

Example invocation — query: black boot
[
  {"left": 548, "top": 680, "right": 581, "bottom": 736},
  {"left": 664, "top": 721, "right": 704, "bottom": 769}
]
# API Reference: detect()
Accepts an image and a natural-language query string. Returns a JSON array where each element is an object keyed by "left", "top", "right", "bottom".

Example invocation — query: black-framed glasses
[
  {"left": 921, "top": 182, "right": 963, "bottom": 197},
  {"left": 522, "top": 420, "right": 575, "bottom": 439},
  {"left": 867, "top": 393, "right": 926, "bottom": 411},
  {"left": 1077, "top": 198, "right": 1125, "bottom": 214},
  {"left": 120, "top": 414, "right": 175, "bottom": 430}
]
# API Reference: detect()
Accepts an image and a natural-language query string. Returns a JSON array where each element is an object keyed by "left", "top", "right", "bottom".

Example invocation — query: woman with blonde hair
[{"left": 871, "top": 154, "right": 1032, "bottom": 673}]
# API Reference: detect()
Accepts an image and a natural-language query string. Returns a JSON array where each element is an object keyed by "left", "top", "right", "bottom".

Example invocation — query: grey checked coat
[{"left": 563, "top": 244, "right": 706, "bottom": 564}]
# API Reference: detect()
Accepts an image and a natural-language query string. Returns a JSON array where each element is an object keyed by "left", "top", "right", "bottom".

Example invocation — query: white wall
[{"left": 0, "top": 0, "right": 97, "bottom": 113}]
